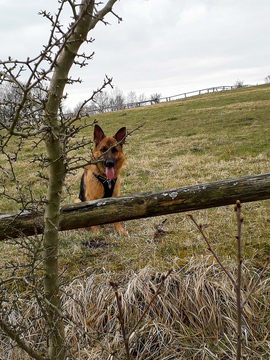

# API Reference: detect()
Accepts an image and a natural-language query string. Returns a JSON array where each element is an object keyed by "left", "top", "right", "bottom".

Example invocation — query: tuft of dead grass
[{"left": 1, "top": 257, "right": 269, "bottom": 359}]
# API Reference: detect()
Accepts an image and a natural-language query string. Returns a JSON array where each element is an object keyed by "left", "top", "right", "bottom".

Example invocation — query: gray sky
[{"left": 0, "top": 0, "right": 269, "bottom": 108}]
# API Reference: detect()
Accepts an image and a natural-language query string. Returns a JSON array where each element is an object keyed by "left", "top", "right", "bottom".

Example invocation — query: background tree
[
  {"left": 92, "top": 90, "right": 110, "bottom": 112},
  {"left": 138, "top": 92, "right": 147, "bottom": 104},
  {"left": 0, "top": 1, "right": 120, "bottom": 359},
  {"left": 150, "top": 92, "right": 162, "bottom": 104},
  {"left": 126, "top": 90, "right": 138, "bottom": 105},
  {"left": 264, "top": 75, "right": 270, "bottom": 83},
  {"left": 109, "top": 86, "right": 126, "bottom": 110},
  {"left": 234, "top": 79, "right": 245, "bottom": 88}
]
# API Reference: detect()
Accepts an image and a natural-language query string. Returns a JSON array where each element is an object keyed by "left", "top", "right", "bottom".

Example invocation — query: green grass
[
  {"left": 1, "top": 84, "right": 270, "bottom": 267},
  {"left": 1, "top": 84, "right": 270, "bottom": 359}
]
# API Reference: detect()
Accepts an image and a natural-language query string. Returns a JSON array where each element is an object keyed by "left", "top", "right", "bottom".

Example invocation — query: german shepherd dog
[{"left": 75, "top": 124, "right": 127, "bottom": 235}]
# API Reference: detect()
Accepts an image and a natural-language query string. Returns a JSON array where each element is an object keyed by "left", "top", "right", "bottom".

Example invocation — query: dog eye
[
  {"left": 111, "top": 147, "right": 118, "bottom": 154},
  {"left": 100, "top": 147, "right": 107, "bottom": 153}
]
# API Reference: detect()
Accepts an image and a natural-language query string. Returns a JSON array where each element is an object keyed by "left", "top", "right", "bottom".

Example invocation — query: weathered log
[{"left": 1, "top": 173, "right": 270, "bottom": 241}]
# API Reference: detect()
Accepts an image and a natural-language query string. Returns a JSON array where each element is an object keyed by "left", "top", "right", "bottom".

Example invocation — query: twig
[
  {"left": 109, "top": 280, "right": 130, "bottom": 360},
  {"left": 0, "top": 318, "right": 44, "bottom": 360},
  {"left": 109, "top": 268, "right": 173, "bottom": 360},
  {"left": 153, "top": 218, "right": 169, "bottom": 238},
  {"left": 68, "top": 123, "right": 144, "bottom": 172},
  {"left": 188, "top": 214, "right": 236, "bottom": 286},
  {"left": 189, "top": 201, "right": 269, "bottom": 360},
  {"left": 234, "top": 200, "right": 243, "bottom": 360}
]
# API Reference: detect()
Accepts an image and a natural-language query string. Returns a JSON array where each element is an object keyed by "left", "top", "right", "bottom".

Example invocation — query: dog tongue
[{"left": 106, "top": 167, "right": 115, "bottom": 180}]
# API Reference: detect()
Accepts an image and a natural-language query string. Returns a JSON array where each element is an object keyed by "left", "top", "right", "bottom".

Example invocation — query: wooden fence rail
[
  {"left": 0, "top": 173, "right": 270, "bottom": 241},
  {"left": 86, "top": 85, "right": 252, "bottom": 114}
]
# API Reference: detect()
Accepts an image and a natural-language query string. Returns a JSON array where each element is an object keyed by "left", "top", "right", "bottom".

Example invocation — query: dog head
[{"left": 93, "top": 124, "right": 126, "bottom": 179}]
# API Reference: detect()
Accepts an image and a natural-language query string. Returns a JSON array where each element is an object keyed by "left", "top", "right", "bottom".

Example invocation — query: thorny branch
[
  {"left": 188, "top": 213, "right": 236, "bottom": 286},
  {"left": 0, "top": 0, "right": 120, "bottom": 143},
  {"left": 67, "top": 123, "right": 144, "bottom": 172},
  {"left": 66, "top": 74, "right": 114, "bottom": 127},
  {"left": 0, "top": 318, "right": 44, "bottom": 360}
]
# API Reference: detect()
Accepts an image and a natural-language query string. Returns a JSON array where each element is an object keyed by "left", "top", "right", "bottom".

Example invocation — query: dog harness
[
  {"left": 78, "top": 173, "right": 117, "bottom": 202},
  {"left": 94, "top": 174, "right": 117, "bottom": 198}
]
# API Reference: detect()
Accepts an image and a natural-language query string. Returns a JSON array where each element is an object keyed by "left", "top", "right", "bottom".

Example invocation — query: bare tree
[
  {"left": 138, "top": 93, "right": 147, "bottom": 102},
  {"left": 234, "top": 79, "right": 245, "bottom": 88},
  {"left": 0, "top": 1, "right": 121, "bottom": 359},
  {"left": 264, "top": 75, "right": 270, "bottom": 84},
  {"left": 137, "top": 92, "right": 147, "bottom": 106},
  {"left": 126, "top": 90, "right": 138, "bottom": 105},
  {"left": 0, "top": 82, "right": 44, "bottom": 126},
  {"left": 109, "top": 86, "right": 126, "bottom": 110},
  {"left": 150, "top": 92, "right": 161, "bottom": 104},
  {"left": 92, "top": 90, "right": 110, "bottom": 112}
]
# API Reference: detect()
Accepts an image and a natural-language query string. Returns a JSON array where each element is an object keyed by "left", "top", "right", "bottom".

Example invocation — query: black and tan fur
[{"left": 75, "top": 124, "right": 127, "bottom": 235}]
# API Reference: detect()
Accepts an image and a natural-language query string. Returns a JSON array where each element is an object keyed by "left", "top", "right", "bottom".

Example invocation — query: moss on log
[{"left": 1, "top": 173, "right": 270, "bottom": 240}]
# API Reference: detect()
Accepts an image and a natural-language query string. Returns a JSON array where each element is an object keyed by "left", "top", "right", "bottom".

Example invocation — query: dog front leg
[
  {"left": 113, "top": 222, "right": 128, "bottom": 236},
  {"left": 89, "top": 225, "right": 100, "bottom": 233}
]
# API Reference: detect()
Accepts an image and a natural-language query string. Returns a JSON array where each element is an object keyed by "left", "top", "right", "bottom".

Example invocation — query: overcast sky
[{"left": 0, "top": 0, "right": 269, "bottom": 109}]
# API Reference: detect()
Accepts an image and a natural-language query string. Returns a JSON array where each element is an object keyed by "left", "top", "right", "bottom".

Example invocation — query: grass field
[
  {"left": 63, "top": 84, "right": 270, "bottom": 269},
  {"left": 0, "top": 84, "right": 270, "bottom": 359}
]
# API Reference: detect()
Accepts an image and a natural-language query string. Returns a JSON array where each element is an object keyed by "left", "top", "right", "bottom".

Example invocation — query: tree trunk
[
  {"left": 42, "top": 2, "right": 100, "bottom": 358},
  {"left": 1, "top": 173, "right": 270, "bottom": 241},
  {"left": 43, "top": 135, "right": 66, "bottom": 359}
]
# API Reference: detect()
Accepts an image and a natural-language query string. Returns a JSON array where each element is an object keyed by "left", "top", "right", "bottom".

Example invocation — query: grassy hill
[
  {"left": 62, "top": 83, "right": 270, "bottom": 269},
  {"left": 1, "top": 84, "right": 270, "bottom": 359}
]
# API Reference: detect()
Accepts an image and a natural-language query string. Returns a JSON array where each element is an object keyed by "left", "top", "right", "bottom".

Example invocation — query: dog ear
[
  {"left": 94, "top": 124, "right": 105, "bottom": 145},
  {"left": 114, "top": 127, "right": 126, "bottom": 145}
]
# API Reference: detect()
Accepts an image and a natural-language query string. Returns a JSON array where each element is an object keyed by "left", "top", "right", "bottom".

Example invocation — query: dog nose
[{"left": 105, "top": 159, "right": 115, "bottom": 168}]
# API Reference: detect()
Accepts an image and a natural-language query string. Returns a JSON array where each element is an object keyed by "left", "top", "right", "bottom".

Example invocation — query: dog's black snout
[{"left": 105, "top": 159, "right": 115, "bottom": 168}]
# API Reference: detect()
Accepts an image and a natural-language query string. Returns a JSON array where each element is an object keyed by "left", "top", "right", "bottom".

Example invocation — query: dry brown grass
[
  {"left": 1, "top": 258, "right": 269, "bottom": 359},
  {"left": 1, "top": 85, "right": 270, "bottom": 358}
]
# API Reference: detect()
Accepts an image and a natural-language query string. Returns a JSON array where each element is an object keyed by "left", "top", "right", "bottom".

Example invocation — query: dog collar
[{"left": 94, "top": 174, "right": 117, "bottom": 198}]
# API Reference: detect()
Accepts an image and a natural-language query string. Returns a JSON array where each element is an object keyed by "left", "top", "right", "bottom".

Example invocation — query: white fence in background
[{"left": 86, "top": 84, "right": 252, "bottom": 115}]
